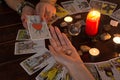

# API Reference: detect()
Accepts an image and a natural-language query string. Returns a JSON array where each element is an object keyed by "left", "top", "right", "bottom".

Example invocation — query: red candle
[{"left": 85, "top": 10, "right": 101, "bottom": 36}]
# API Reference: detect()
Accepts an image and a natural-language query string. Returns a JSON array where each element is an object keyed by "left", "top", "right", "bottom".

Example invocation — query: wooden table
[
  {"left": 0, "top": 2, "right": 38, "bottom": 80},
  {"left": 0, "top": 0, "right": 120, "bottom": 80}
]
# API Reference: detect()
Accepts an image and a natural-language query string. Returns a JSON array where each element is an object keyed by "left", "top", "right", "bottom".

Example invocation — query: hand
[
  {"left": 49, "top": 26, "right": 95, "bottom": 80},
  {"left": 21, "top": 6, "right": 35, "bottom": 29},
  {"left": 48, "top": 26, "right": 83, "bottom": 67},
  {"left": 36, "top": 2, "right": 56, "bottom": 22}
]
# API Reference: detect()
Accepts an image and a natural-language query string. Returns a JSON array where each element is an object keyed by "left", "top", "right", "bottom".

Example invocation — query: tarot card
[
  {"left": 36, "top": 62, "right": 56, "bottom": 80},
  {"left": 55, "top": 4, "right": 69, "bottom": 18},
  {"left": 34, "top": 55, "right": 56, "bottom": 71},
  {"left": 64, "top": 73, "right": 73, "bottom": 80},
  {"left": 74, "top": 0, "right": 91, "bottom": 13},
  {"left": 95, "top": 61, "right": 120, "bottom": 80},
  {"left": 85, "top": 63, "right": 102, "bottom": 80},
  {"left": 61, "top": 1, "right": 79, "bottom": 14},
  {"left": 110, "top": 9, "right": 120, "bottom": 22},
  {"left": 20, "top": 48, "right": 53, "bottom": 75},
  {"left": 60, "top": 67, "right": 70, "bottom": 80},
  {"left": 36, "top": 63, "right": 63, "bottom": 80},
  {"left": 101, "top": 1, "right": 117, "bottom": 16},
  {"left": 55, "top": 66, "right": 71, "bottom": 80},
  {"left": 110, "top": 57, "right": 120, "bottom": 74},
  {"left": 16, "top": 29, "right": 30, "bottom": 41},
  {"left": 14, "top": 40, "right": 45, "bottom": 55},
  {"left": 89, "top": 0, "right": 103, "bottom": 11},
  {"left": 27, "top": 15, "right": 51, "bottom": 40}
]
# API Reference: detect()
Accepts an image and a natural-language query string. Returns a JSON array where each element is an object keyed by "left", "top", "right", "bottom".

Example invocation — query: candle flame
[{"left": 87, "top": 10, "right": 100, "bottom": 20}]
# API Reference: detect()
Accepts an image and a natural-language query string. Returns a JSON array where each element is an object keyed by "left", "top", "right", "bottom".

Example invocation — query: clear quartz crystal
[{"left": 68, "top": 24, "right": 81, "bottom": 36}]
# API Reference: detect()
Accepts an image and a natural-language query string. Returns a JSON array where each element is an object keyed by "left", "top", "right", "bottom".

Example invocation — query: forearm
[
  {"left": 40, "top": 0, "right": 57, "bottom": 5},
  {"left": 4, "top": 0, "right": 25, "bottom": 11},
  {"left": 67, "top": 61, "right": 95, "bottom": 80}
]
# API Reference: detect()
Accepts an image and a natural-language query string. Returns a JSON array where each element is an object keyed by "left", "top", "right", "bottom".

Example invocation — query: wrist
[
  {"left": 66, "top": 59, "right": 84, "bottom": 70},
  {"left": 66, "top": 60, "right": 95, "bottom": 80},
  {"left": 17, "top": 1, "right": 35, "bottom": 15},
  {"left": 40, "top": 0, "right": 57, "bottom": 6}
]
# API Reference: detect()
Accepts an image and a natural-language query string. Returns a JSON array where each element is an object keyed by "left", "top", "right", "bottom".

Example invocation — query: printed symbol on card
[
  {"left": 27, "top": 15, "right": 51, "bottom": 40},
  {"left": 16, "top": 29, "right": 30, "bottom": 40},
  {"left": 32, "top": 23, "right": 42, "bottom": 30},
  {"left": 36, "top": 63, "right": 62, "bottom": 80},
  {"left": 101, "top": 2, "right": 117, "bottom": 15}
]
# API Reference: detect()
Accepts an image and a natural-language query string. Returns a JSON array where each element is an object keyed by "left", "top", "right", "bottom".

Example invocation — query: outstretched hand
[{"left": 48, "top": 26, "right": 83, "bottom": 67}]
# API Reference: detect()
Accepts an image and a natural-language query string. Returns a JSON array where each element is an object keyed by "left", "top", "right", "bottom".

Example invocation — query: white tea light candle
[
  {"left": 89, "top": 48, "right": 100, "bottom": 56},
  {"left": 113, "top": 37, "right": 120, "bottom": 44},
  {"left": 64, "top": 16, "right": 73, "bottom": 23}
]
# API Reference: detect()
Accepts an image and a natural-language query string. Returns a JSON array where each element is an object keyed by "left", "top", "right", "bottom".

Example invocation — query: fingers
[
  {"left": 49, "top": 26, "right": 67, "bottom": 46},
  {"left": 44, "top": 8, "right": 52, "bottom": 21},
  {"left": 48, "top": 45, "right": 56, "bottom": 56},
  {"left": 54, "top": 27, "right": 66, "bottom": 46},
  {"left": 49, "top": 38, "right": 58, "bottom": 48},
  {"left": 36, "top": 4, "right": 45, "bottom": 21},
  {"left": 36, "top": 2, "right": 56, "bottom": 22},
  {"left": 22, "top": 22, "right": 28, "bottom": 29},
  {"left": 49, "top": 26, "right": 61, "bottom": 46},
  {"left": 62, "top": 33, "right": 73, "bottom": 47}
]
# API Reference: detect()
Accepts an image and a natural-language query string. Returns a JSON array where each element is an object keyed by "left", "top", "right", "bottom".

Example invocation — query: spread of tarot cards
[{"left": 13, "top": 0, "right": 120, "bottom": 80}]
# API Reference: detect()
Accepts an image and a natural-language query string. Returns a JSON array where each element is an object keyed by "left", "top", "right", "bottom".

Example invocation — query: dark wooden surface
[
  {"left": 0, "top": 0, "right": 120, "bottom": 80},
  {"left": 0, "top": 2, "right": 37, "bottom": 80}
]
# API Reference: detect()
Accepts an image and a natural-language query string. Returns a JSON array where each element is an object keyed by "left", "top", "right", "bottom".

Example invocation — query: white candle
[
  {"left": 89, "top": 48, "right": 100, "bottom": 56},
  {"left": 113, "top": 37, "right": 120, "bottom": 44},
  {"left": 64, "top": 16, "right": 73, "bottom": 23}
]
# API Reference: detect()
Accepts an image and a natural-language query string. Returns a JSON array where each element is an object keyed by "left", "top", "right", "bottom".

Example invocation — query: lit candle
[
  {"left": 113, "top": 37, "right": 120, "bottom": 44},
  {"left": 89, "top": 48, "right": 100, "bottom": 56},
  {"left": 85, "top": 10, "right": 101, "bottom": 36},
  {"left": 64, "top": 16, "right": 73, "bottom": 23}
]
